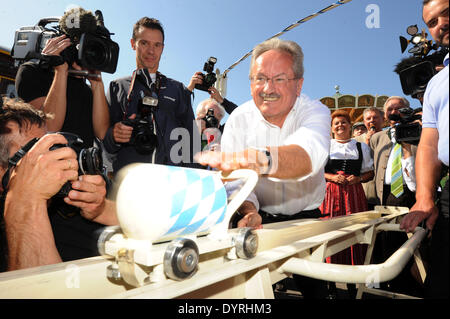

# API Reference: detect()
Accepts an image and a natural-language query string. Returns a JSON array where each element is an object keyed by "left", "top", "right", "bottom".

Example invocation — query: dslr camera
[
  {"left": 11, "top": 10, "right": 119, "bottom": 73},
  {"left": 195, "top": 57, "right": 217, "bottom": 91},
  {"left": 1, "top": 132, "right": 104, "bottom": 198},
  {"left": 396, "top": 24, "right": 448, "bottom": 98},
  {"left": 203, "top": 108, "right": 219, "bottom": 128},
  {"left": 49, "top": 132, "right": 105, "bottom": 197},
  {"left": 388, "top": 108, "right": 422, "bottom": 145},
  {"left": 122, "top": 95, "right": 158, "bottom": 155}
]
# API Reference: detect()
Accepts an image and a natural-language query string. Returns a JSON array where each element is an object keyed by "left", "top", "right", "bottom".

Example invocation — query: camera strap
[
  {"left": 39, "top": 54, "right": 65, "bottom": 69},
  {"left": 123, "top": 69, "right": 163, "bottom": 120},
  {"left": 2, "top": 138, "right": 39, "bottom": 192},
  {"left": 135, "top": 69, "right": 163, "bottom": 97},
  {"left": 123, "top": 70, "right": 138, "bottom": 120}
]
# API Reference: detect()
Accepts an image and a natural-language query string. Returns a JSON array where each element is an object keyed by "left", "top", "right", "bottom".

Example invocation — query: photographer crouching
[{"left": 0, "top": 98, "right": 117, "bottom": 272}]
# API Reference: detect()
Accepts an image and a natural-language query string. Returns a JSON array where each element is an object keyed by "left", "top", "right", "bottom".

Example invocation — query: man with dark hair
[
  {"left": 103, "top": 17, "right": 201, "bottom": 173},
  {"left": 401, "top": 0, "right": 449, "bottom": 299},
  {"left": 15, "top": 6, "right": 110, "bottom": 147},
  {"left": 0, "top": 98, "right": 117, "bottom": 272}
]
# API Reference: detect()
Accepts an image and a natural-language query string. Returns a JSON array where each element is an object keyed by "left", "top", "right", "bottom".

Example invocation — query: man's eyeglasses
[{"left": 250, "top": 75, "right": 298, "bottom": 87}]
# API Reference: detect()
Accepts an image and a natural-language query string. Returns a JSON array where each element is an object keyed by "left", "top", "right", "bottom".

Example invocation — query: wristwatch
[{"left": 254, "top": 148, "right": 272, "bottom": 175}]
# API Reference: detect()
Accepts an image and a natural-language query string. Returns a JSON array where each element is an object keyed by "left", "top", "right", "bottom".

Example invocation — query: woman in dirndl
[{"left": 320, "top": 110, "right": 374, "bottom": 266}]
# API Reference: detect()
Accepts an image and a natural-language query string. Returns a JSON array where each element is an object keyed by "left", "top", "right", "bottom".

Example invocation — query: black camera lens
[
  {"left": 77, "top": 33, "right": 119, "bottom": 73},
  {"left": 134, "top": 129, "right": 158, "bottom": 154},
  {"left": 84, "top": 38, "right": 108, "bottom": 68},
  {"left": 49, "top": 132, "right": 104, "bottom": 197},
  {"left": 79, "top": 147, "right": 103, "bottom": 175},
  {"left": 204, "top": 108, "right": 219, "bottom": 128}
]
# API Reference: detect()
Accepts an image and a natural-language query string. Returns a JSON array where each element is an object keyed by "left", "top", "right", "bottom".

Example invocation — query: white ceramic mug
[{"left": 113, "top": 163, "right": 258, "bottom": 242}]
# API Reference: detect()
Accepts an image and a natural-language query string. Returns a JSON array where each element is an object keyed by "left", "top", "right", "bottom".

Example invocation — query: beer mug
[{"left": 113, "top": 164, "right": 258, "bottom": 242}]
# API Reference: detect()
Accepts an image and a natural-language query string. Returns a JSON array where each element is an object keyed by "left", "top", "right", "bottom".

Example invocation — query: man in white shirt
[
  {"left": 196, "top": 37, "right": 331, "bottom": 299},
  {"left": 196, "top": 38, "right": 331, "bottom": 228}
]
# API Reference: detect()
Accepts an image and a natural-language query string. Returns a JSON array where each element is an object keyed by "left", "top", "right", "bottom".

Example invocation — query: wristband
[{"left": 40, "top": 54, "right": 65, "bottom": 68}]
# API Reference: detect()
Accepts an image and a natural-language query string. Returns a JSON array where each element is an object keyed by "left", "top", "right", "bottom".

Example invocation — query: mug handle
[{"left": 219, "top": 169, "right": 259, "bottom": 227}]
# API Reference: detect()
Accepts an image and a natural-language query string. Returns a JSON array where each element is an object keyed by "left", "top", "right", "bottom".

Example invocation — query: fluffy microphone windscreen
[{"left": 59, "top": 7, "right": 97, "bottom": 40}]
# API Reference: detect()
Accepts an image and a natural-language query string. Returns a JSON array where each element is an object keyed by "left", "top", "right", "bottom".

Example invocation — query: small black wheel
[
  {"left": 235, "top": 227, "right": 258, "bottom": 259},
  {"left": 164, "top": 238, "right": 199, "bottom": 280}
]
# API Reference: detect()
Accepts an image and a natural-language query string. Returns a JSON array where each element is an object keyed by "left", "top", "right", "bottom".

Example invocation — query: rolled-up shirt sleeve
[{"left": 284, "top": 99, "right": 331, "bottom": 181}]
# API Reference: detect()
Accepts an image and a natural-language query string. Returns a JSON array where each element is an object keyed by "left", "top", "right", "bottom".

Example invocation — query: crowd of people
[{"left": 0, "top": 0, "right": 448, "bottom": 300}]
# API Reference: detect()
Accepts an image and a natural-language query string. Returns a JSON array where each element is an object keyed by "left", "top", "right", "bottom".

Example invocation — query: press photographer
[
  {"left": 195, "top": 98, "right": 226, "bottom": 152},
  {"left": 0, "top": 98, "right": 117, "bottom": 271},
  {"left": 104, "top": 17, "right": 201, "bottom": 173},
  {"left": 14, "top": 7, "right": 118, "bottom": 146}
]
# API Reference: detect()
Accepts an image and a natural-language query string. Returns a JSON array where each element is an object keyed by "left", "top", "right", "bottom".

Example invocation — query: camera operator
[
  {"left": 400, "top": 0, "right": 449, "bottom": 299},
  {"left": 103, "top": 17, "right": 200, "bottom": 173},
  {"left": 195, "top": 98, "right": 226, "bottom": 152},
  {"left": 370, "top": 96, "right": 417, "bottom": 208},
  {"left": 15, "top": 7, "right": 110, "bottom": 147},
  {"left": 369, "top": 96, "right": 421, "bottom": 295},
  {"left": 0, "top": 98, "right": 117, "bottom": 272}
]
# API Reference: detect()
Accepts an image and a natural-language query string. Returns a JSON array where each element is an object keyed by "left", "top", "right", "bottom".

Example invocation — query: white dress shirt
[
  {"left": 329, "top": 139, "right": 374, "bottom": 173},
  {"left": 221, "top": 94, "right": 331, "bottom": 215},
  {"left": 384, "top": 128, "right": 416, "bottom": 192}
]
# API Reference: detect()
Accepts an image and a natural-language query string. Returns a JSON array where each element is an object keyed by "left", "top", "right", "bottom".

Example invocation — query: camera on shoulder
[
  {"left": 11, "top": 9, "right": 119, "bottom": 73},
  {"left": 396, "top": 24, "right": 448, "bottom": 99},
  {"left": 389, "top": 108, "right": 422, "bottom": 145}
]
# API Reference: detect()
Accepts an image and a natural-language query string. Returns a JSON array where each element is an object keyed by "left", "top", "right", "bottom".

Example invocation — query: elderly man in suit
[
  {"left": 369, "top": 96, "right": 419, "bottom": 295},
  {"left": 370, "top": 96, "right": 417, "bottom": 207}
]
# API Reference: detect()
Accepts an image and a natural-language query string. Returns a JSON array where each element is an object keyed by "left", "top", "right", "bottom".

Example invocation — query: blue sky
[{"left": 0, "top": 0, "right": 429, "bottom": 111}]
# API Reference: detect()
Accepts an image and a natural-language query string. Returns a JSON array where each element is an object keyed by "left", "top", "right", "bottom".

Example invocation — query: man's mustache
[{"left": 260, "top": 93, "right": 281, "bottom": 100}]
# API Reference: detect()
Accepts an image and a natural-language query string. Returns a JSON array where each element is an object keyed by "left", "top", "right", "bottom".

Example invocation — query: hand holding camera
[
  {"left": 187, "top": 71, "right": 205, "bottom": 92},
  {"left": 189, "top": 57, "right": 217, "bottom": 92},
  {"left": 7, "top": 133, "right": 79, "bottom": 202},
  {"left": 196, "top": 57, "right": 217, "bottom": 92},
  {"left": 41, "top": 34, "right": 72, "bottom": 68},
  {"left": 113, "top": 113, "right": 135, "bottom": 143},
  {"left": 119, "top": 94, "right": 159, "bottom": 155},
  {"left": 64, "top": 174, "right": 107, "bottom": 221},
  {"left": 12, "top": 9, "right": 119, "bottom": 74}
]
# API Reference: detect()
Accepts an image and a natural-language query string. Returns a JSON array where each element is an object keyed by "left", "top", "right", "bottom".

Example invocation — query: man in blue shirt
[
  {"left": 401, "top": 0, "right": 449, "bottom": 299},
  {"left": 103, "top": 17, "right": 201, "bottom": 173}
]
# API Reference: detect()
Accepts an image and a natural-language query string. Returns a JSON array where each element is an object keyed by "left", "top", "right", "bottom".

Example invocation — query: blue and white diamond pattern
[{"left": 162, "top": 166, "right": 227, "bottom": 238}]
